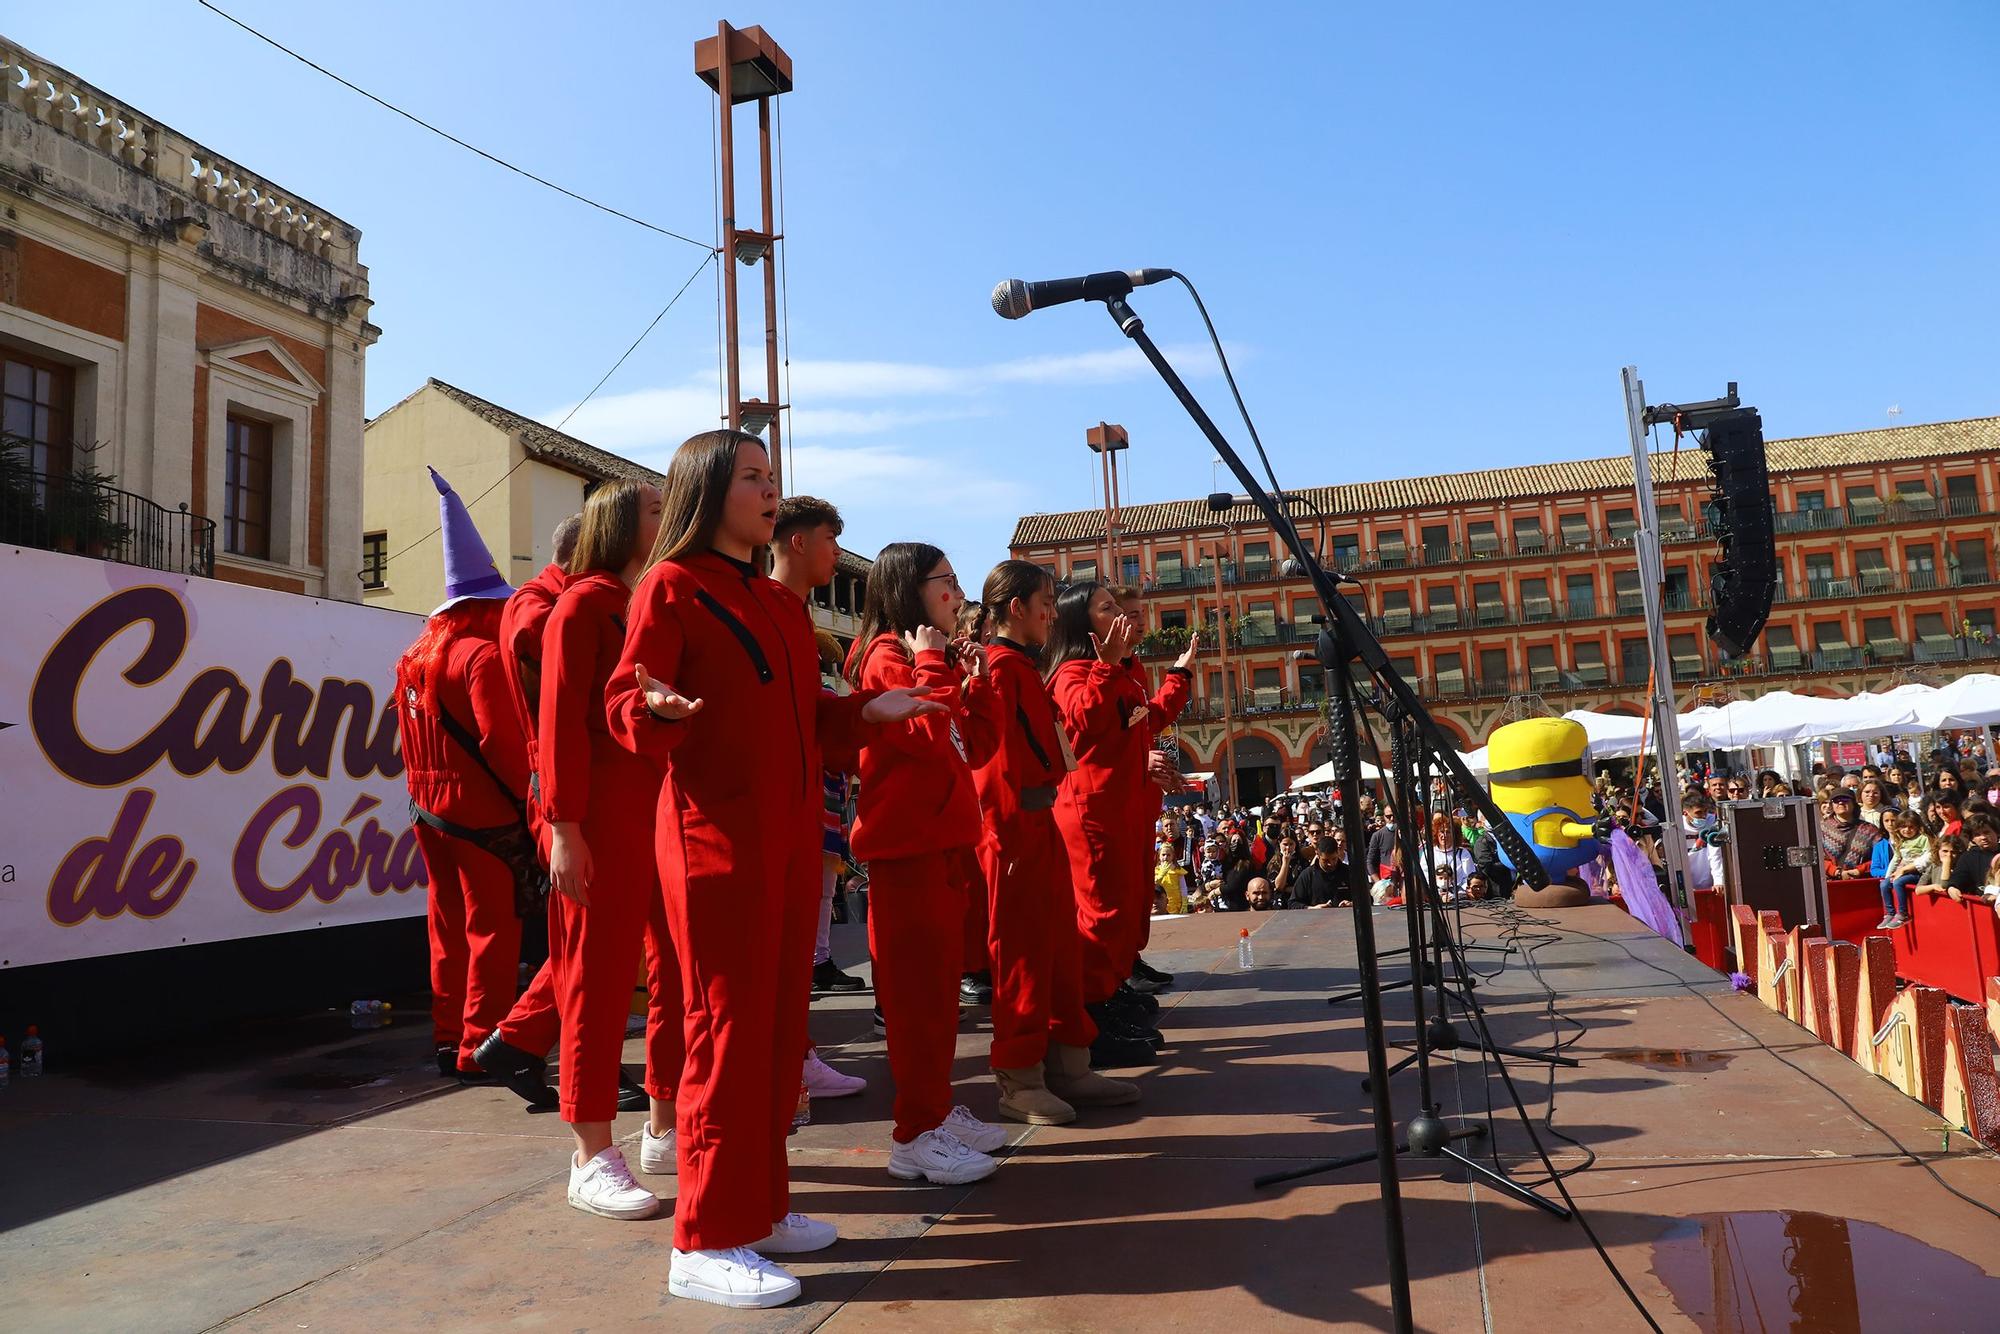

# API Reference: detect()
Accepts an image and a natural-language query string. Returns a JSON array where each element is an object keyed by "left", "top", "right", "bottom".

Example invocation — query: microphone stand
[{"left": 1099, "top": 293, "right": 1562, "bottom": 1334}]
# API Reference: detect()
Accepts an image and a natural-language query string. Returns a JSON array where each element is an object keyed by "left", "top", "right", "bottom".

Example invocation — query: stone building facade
[
  {"left": 1012, "top": 417, "right": 2000, "bottom": 802},
  {"left": 0, "top": 35, "right": 377, "bottom": 598}
]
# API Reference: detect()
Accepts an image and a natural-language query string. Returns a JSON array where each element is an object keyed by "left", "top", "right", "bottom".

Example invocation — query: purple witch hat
[{"left": 428, "top": 465, "right": 514, "bottom": 615}]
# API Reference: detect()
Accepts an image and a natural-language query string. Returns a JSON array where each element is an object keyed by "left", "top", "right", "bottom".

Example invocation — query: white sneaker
[
  {"left": 753, "top": 1211, "right": 837, "bottom": 1254},
  {"left": 887, "top": 1128, "right": 998, "bottom": 1186},
  {"left": 942, "top": 1104, "right": 1009, "bottom": 1154},
  {"left": 639, "top": 1121, "right": 677, "bottom": 1175},
  {"left": 802, "top": 1049, "right": 866, "bottom": 1098},
  {"left": 566, "top": 1146, "right": 659, "bottom": 1220},
  {"left": 668, "top": 1246, "right": 801, "bottom": 1309}
]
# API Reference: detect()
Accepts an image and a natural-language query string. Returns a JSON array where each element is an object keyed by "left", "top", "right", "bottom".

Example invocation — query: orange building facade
[{"left": 1010, "top": 417, "right": 2000, "bottom": 804}]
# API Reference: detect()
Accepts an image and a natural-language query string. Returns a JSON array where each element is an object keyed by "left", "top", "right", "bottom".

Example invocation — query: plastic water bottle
[
  {"left": 0, "top": 1036, "right": 10, "bottom": 1090},
  {"left": 349, "top": 1000, "right": 392, "bottom": 1029},
  {"left": 19, "top": 1026, "right": 43, "bottom": 1077},
  {"left": 1237, "top": 928, "right": 1254, "bottom": 970}
]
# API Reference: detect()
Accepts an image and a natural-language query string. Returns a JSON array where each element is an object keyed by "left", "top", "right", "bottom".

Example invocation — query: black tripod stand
[
  {"left": 1092, "top": 288, "right": 1579, "bottom": 1333},
  {"left": 1257, "top": 709, "right": 1572, "bottom": 1219}
]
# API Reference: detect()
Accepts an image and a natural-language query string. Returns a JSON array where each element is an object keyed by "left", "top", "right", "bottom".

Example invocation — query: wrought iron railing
[{"left": 2, "top": 467, "right": 215, "bottom": 577}]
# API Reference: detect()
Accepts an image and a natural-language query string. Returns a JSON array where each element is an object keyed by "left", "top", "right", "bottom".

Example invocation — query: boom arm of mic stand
[{"left": 1099, "top": 294, "right": 1551, "bottom": 890}]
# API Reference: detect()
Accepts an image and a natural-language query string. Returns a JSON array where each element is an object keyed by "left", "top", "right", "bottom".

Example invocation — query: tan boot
[
  {"left": 1044, "top": 1043, "right": 1140, "bottom": 1107},
  {"left": 993, "top": 1063, "right": 1077, "bottom": 1125}
]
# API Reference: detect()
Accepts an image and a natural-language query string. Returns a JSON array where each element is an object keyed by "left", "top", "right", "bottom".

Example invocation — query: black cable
[
  {"left": 1169, "top": 273, "right": 1285, "bottom": 504},
  {"left": 555, "top": 253, "right": 715, "bottom": 430},
  {"left": 196, "top": 1, "right": 714, "bottom": 251},
  {"left": 372, "top": 251, "right": 712, "bottom": 578},
  {"left": 1349, "top": 718, "right": 1661, "bottom": 1332}
]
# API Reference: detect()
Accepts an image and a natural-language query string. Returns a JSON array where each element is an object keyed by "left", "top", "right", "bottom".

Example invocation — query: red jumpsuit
[
  {"left": 540, "top": 570, "right": 686, "bottom": 1122},
  {"left": 972, "top": 639, "right": 1097, "bottom": 1069},
  {"left": 850, "top": 636, "right": 1000, "bottom": 1142},
  {"left": 607, "top": 550, "right": 875, "bottom": 1253},
  {"left": 492, "top": 564, "right": 568, "bottom": 1057},
  {"left": 1050, "top": 657, "right": 1191, "bottom": 1006},
  {"left": 400, "top": 626, "right": 531, "bottom": 1071},
  {"left": 1127, "top": 656, "right": 1192, "bottom": 955}
]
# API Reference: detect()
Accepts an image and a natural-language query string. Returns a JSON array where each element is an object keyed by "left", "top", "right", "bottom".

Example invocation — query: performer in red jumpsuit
[
  {"left": 1114, "top": 585, "right": 1197, "bottom": 994},
  {"left": 474, "top": 514, "right": 577, "bottom": 1108},
  {"left": 844, "top": 543, "right": 1010, "bottom": 1184},
  {"left": 397, "top": 468, "right": 531, "bottom": 1080},
  {"left": 530, "top": 480, "right": 688, "bottom": 1221},
  {"left": 970, "top": 561, "right": 1140, "bottom": 1124},
  {"left": 1044, "top": 582, "right": 1183, "bottom": 1067},
  {"left": 606, "top": 430, "right": 940, "bottom": 1311}
]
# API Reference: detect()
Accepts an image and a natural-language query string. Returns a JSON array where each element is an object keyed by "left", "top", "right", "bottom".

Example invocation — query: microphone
[{"left": 991, "top": 268, "right": 1174, "bottom": 320}]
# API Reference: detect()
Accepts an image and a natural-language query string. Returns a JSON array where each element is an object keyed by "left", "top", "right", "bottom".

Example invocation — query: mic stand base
[{"left": 1252, "top": 1120, "right": 1573, "bottom": 1220}]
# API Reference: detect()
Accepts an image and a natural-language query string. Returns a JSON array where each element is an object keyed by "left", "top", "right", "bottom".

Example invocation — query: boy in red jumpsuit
[
  {"left": 606, "top": 431, "right": 940, "bottom": 1311},
  {"left": 398, "top": 468, "right": 531, "bottom": 1080}
]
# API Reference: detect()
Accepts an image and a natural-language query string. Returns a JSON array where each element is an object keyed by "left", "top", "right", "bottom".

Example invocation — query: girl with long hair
[
  {"left": 397, "top": 592, "right": 531, "bottom": 1081},
  {"left": 1108, "top": 583, "right": 1197, "bottom": 994},
  {"left": 969, "top": 560, "right": 1127, "bottom": 1123},
  {"left": 952, "top": 599, "right": 997, "bottom": 1002},
  {"left": 1043, "top": 582, "right": 1195, "bottom": 1067},
  {"left": 843, "top": 543, "right": 1012, "bottom": 1183},
  {"left": 605, "top": 431, "right": 940, "bottom": 1311},
  {"left": 514, "top": 480, "right": 685, "bottom": 1222}
]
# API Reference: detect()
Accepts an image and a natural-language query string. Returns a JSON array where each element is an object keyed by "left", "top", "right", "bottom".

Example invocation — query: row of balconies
[
  {"left": 1135, "top": 562, "right": 1995, "bottom": 659},
  {"left": 1170, "top": 635, "right": 2000, "bottom": 723},
  {"left": 1131, "top": 493, "right": 1987, "bottom": 591}
]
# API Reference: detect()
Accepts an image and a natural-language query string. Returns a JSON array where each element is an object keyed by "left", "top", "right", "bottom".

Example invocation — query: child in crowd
[
  {"left": 1877, "top": 809, "right": 1931, "bottom": 929},
  {"left": 1155, "top": 841, "right": 1189, "bottom": 914}
]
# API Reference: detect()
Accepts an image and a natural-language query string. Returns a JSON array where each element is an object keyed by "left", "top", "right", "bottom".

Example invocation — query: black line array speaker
[{"left": 1702, "top": 408, "right": 1776, "bottom": 657}]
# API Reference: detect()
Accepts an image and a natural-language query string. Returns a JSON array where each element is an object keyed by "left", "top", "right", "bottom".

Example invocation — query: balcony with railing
[
  {"left": 1, "top": 464, "right": 216, "bottom": 578},
  {"left": 1134, "top": 491, "right": 1990, "bottom": 589}
]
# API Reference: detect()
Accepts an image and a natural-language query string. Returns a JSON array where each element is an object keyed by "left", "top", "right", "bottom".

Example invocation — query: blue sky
[{"left": 17, "top": 3, "right": 2000, "bottom": 570}]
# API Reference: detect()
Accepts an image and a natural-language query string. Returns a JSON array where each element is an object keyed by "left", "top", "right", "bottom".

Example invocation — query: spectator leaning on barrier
[{"left": 1944, "top": 812, "right": 2000, "bottom": 900}]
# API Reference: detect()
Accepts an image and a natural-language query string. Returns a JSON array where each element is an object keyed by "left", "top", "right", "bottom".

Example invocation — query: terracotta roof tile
[
  {"left": 424, "top": 379, "right": 665, "bottom": 486},
  {"left": 1010, "top": 415, "right": 2000, "bottom": 549}
]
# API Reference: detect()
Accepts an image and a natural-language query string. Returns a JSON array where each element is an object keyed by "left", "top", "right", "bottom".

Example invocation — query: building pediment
[{"left": 202, "top": 336, "right": 324, "bottom": 400}]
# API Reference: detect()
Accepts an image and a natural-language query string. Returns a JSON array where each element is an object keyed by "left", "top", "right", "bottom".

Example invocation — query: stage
[{"left": 6, "top": 903, "right": 2000, "bottom": 1331}]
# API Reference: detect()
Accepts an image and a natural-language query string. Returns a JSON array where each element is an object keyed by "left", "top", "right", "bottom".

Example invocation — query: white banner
[{"left": 0, "top": 545, "right": 428, "bottom": 968}]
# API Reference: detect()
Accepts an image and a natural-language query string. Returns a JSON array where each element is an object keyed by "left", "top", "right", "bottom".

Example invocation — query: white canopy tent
[
  {"left": 1290, "top": 758, "right": 1384, "bottom": 788},
  {"left": 1458, "top": 676, "right": 2000, "bottom": 773}
]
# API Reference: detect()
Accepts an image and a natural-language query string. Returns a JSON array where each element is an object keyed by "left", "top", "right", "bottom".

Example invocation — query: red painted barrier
[{"left": 1826, "top": 877, "right": 2000, "bottom": 1006}]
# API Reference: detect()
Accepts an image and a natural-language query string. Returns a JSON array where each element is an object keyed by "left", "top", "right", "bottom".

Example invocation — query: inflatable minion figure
[{"left": 1487, "top": 717, "right": 1601, "bottom": 891}]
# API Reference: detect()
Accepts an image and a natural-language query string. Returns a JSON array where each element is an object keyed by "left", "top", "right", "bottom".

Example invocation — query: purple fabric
[
  {"left": 1610, "top": 828, "right": 1685, "bottom": 948},
  {"left": 430, "top": 466, "right": 512, "bottom": 602}
]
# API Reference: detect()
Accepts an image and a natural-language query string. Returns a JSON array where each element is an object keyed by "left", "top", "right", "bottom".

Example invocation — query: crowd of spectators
[{"left": 1149, "top": 733, "right": 2000, "bottom": 926}]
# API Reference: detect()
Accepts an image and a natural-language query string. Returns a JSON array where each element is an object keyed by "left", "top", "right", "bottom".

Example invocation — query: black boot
[
  {"left": 473, "top": 1032, "right": 557, "bottom": 1110},
  {"left": 959, "top": 971, "right": 995, "bottom": 1005},
  {"left": 435, "top": 1044, "right": 460, "bottom": 1080},
  {"left": 1089, "top": 1029, "right": 1158, "bottom": 1068},
  {"left": 1135, "top": 956, "right": 1175, "bottom": 988},
  {"left": 1117, "top": 981, "right": 1162, "bottom": 1015},
  {"left": 1089, "top": 999, "right": 1162, "bottom": 1049},
  {"left": 617, "top": 1069, "right": 650, "bottom": 1112},
  {"left": 812, "top": 958, "right": 867, "bottom": 993}
]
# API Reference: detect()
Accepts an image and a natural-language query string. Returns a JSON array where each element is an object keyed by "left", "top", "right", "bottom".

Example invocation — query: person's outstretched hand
[
  {"left": 635, "top": 664, "right": 704, "bottom": 720},
  {"left": 862, "top": 687, "right": 946, "bottom": 723}
]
